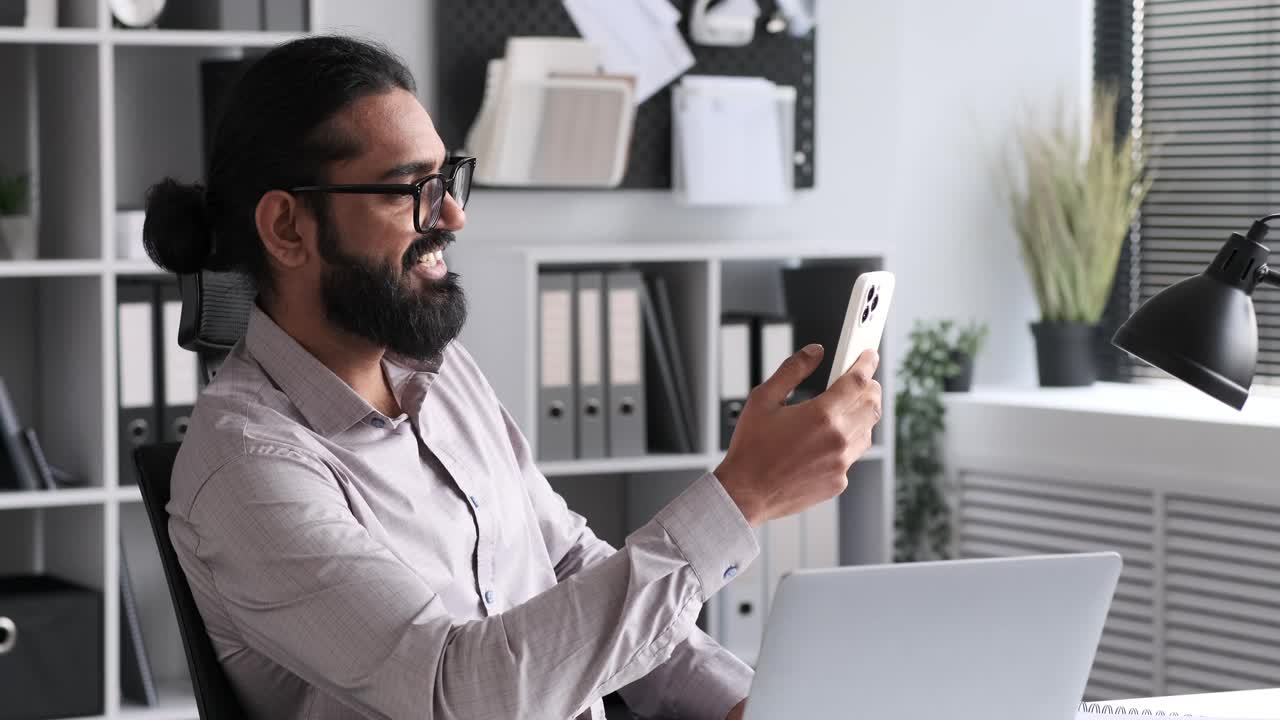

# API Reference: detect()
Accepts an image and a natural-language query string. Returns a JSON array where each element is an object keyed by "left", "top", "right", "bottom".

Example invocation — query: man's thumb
[{"left": 756, "top": 344, "right": 823, "bottom": 406}]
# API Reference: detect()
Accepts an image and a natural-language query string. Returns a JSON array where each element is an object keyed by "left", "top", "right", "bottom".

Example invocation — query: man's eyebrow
[{"left": 378, "top": 159, "right": 441, "bottom": 181}]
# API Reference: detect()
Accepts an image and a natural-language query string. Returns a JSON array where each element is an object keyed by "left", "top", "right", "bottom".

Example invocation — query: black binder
[
  {"left": 120, "top": 541, "right": 158, "bottom": 706},
  {"left": 0, "top": 377, "right": 40, "bottom": 491}
]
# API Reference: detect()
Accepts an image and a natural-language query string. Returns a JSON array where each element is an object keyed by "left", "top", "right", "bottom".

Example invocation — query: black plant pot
[
  {"left": 1031, "top": 322, "right": 1098, "bottom": 387},
  {"left": 943, "top": 350, "right": 974, "bottom": 392}
]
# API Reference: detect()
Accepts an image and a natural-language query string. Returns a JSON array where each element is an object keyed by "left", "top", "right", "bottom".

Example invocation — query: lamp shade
[{"left": 1112, "top": 232, "right": 1267, "bottom": 409}]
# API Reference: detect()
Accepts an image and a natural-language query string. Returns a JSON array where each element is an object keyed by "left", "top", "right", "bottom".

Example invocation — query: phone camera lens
[
  {"left": 871, "top": 295, "right": 879, "bottom": 311},
  {"left": 867, "top": 286, "right": 876, "bottom": 304},
  {"left": 861, "top": 307, "right": 870, "bottom": 323}
]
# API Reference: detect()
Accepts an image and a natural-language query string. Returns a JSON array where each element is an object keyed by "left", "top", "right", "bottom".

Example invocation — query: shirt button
[
  {"left": 484, "top": 590, "right": 495, "bottom": 604},
  {"left": 370, "top": 418, "right": 386, "bottom": 428},
  {"left": 469, "top": 495, "right": 480, "bottom": 508},
  {"left": 723, "top": 565, "right": 739, "bottom": 580}
]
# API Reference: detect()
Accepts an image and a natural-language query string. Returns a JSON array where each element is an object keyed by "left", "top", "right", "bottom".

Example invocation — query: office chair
[
  {"left": 134, "top": 443, "right": 248, "bottom": 720},
  {"left": 132, "top": 270, "right": 256, "bottom": 719}
]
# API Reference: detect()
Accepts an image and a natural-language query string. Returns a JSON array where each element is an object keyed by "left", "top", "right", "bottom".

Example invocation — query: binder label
[
  {"left": 608, "top": 288, "right": 642, "bottom": 385},
  {"left": 540, "top": 289, "right": 572, "bottom": 388},
  {"left": 119, "top": 303, "right": 155, "bottom": 409},
  {"left": 578, "top": 288, "right": 601, "bottom": 386}
]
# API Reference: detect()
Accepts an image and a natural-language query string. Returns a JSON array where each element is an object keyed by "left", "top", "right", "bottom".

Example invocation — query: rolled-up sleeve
[
  {"left": 505, "top": 405, "right": 756, "bottom": 719},
  {"left": 184, "top": 437, "right": 758, "bottom": 720}
]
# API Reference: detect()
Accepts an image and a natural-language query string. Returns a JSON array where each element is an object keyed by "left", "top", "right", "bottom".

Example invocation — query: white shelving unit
[
  {"left": 452, "top": 241, "right": 897, "bottom": 658},
  {"left": 0, "top": 2, "right": 895, "bottom": 715},
  {"left": 0, "top": 2, "right": 316, "bottom": 718}
]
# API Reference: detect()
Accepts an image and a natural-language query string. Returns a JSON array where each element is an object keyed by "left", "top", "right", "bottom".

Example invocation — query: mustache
[{"left": 402, "top": 230, "right": 457, "bottom": 271}]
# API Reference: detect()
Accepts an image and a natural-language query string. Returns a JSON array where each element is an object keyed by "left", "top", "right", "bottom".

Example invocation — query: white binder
[
  {"left": 758, "top": 317, "right": 794, "bottom": 384},
  {"left": 537, "top": 274, "right": 576, "bottom": 461},
  {"left": 574, "top": 272, "right": 608, "bottom": 459},
  {"left": 604, "top": 271, "right": 647, "bottom": 457},
  {"left": 117, "top": 282, "right": 156, "bottom": 485},
  {"left": 161, "top": 283, "right": 199, "bottom": 443}
]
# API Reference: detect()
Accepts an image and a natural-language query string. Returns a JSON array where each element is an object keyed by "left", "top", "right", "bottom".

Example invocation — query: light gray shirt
[{"left": 167, "top": 306, "right": 757, "bottom": 720}]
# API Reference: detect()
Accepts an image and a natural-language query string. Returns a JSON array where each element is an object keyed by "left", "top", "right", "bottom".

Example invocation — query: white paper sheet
[{"left": 563, "top": 0, "right": 694, "bottom": 104}]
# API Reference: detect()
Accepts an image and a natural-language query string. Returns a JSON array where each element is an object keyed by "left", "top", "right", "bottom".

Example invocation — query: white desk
[{"left": 1102, "top": 689, "right": 1280, "bottom": 718}]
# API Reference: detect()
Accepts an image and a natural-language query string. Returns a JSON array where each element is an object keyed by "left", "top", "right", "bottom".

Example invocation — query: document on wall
[
  {"left": 674, "top": 75, "right": 790, "bottom": 205},
  {"left": 563, "top": 0, "right": 694, "bottom": 103}
]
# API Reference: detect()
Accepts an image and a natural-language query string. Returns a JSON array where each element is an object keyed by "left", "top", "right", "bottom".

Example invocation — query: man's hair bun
[{"left": 142, "top": 178, "right": 212, "bottom": 274}]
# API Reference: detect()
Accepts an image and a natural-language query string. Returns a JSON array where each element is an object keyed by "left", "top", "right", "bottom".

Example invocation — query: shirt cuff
[
  {"left": 654, "top": 472, "right": 759, "bottom": 602},
  {"left": 672, "top": 637, "right": 754, "bottom": 720}
]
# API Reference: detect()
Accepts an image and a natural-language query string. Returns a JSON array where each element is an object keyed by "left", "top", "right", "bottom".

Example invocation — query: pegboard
[{"left": 432, "top": 0, "right": 816, "bottom": 189}]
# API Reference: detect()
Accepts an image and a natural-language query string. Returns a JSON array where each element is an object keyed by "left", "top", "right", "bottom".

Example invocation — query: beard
[{"left": 316, "top": 220, "right": 467, "bottom": 362}]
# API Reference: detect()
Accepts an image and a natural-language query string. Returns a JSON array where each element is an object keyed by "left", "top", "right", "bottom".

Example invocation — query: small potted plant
[
  {"left": 0, "top": 172, "right": 34, "bottom": 261},
  {"left": 942, "top": 320, "right": 988, "bottom": 393},
  {"left": 1003, "top": 86, "right": 1151, "bottom": 386}
]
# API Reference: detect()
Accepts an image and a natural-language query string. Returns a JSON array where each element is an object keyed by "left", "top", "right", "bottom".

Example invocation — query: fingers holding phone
[{"left": 715, "top": 272, "right": 893, "bottom": 527}]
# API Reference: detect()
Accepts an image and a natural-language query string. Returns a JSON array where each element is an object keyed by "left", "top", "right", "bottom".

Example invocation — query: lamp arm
[{"left": 1258, "top": 266, "right": 1280, "bottom": 289}]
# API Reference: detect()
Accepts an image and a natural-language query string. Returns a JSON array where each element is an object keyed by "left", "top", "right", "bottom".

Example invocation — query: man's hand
[
  {"left": 726, "top": 699, "right": 746, "bottom": 720},
  {"left": 715, "top": 344, "right": 882, "bottom": 527}
]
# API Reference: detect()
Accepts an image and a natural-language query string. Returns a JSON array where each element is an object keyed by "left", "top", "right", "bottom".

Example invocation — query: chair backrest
[{"left": 133, "top": 443, "right": 248, "bottom": 720}]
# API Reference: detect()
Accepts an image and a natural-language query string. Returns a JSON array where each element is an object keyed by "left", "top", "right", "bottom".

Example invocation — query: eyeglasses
[{"left": 289, "top": 156, "right": 476, "bottom": 234}]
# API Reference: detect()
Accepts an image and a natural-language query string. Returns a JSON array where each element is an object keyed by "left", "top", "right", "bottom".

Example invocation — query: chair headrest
[{"left": 178, "top": 271, "right": 255, "bottom": 378}]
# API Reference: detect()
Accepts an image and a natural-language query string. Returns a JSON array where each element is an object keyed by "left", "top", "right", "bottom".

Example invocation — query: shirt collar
[{"left": 244, "top": 305, "right": 441, "bottom": 437}]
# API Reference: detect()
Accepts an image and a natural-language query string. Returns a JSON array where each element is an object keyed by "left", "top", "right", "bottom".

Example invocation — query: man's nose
[{"left": 438, "top": 192, "right": 466, "bottom": 231}]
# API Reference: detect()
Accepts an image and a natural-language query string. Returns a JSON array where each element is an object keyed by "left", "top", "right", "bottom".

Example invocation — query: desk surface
[{"left": 1109, "top": 688, "right": 1280, "bottom": 718}]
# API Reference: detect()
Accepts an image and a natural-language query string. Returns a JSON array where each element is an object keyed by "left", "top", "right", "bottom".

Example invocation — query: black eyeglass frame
[{"left": 288, "top": 156, "right": 476, "bottom": 234}]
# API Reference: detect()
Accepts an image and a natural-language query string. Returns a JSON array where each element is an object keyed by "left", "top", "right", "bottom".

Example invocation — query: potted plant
[
  {"left": 941, "top": 319, "right": 988, "bottom": 393},
  {"left": 0, "top": 172, "right": 35, "bottom": 261},
  {"left": 1004, "top": 87, "right": 1151, "bottom": 386},
  {"left": 895, "top": 319, "right": 960, "bottom": 562}
]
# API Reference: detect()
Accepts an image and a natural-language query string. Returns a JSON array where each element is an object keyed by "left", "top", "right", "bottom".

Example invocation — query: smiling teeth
[{"left": 419, "top": 250, "right": 442, "bottom": 268}]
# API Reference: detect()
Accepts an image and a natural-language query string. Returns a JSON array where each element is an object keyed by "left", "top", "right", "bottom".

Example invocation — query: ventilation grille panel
[
  {"left": 956, "top": 473, "right": 1157, "bottom": 700},
  {"left": 1164, "top": 495, "right": 1280, "bottom": 693}
]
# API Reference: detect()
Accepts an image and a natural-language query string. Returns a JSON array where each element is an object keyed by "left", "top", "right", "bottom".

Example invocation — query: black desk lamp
[{"left": 1112, "top": 214, "right": 1280, "bottom": 410}]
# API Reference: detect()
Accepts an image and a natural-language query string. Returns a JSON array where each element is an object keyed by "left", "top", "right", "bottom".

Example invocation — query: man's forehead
[{"left": 333, "top": 89, "right": 445, "bottom": 171}]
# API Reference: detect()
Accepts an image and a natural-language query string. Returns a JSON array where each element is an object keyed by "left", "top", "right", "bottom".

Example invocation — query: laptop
[{"left": 743, "top": 552, "right": 1122, "bottom": 720}]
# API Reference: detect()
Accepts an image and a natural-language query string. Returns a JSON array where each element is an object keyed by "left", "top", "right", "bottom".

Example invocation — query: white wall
[
  {"left": 331, "top": 0, "right": 1092, "bottom": 389},
  {"left": 891, "top": 0, "right": 1093, "bottom": 386}
]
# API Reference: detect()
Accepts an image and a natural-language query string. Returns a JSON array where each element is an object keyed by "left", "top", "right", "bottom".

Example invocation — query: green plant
[
  {"left": 1003, "top": 86, "right": 1152, "bottom": 324},
  {"left": 0, "top": 172, "right": 30, "bottom": 216},
  {"left": 950, "top": 320, "right": 988, "bottom": 359},
  {"left": 894, "top": 319, "right": 967, "bottom": 562}
]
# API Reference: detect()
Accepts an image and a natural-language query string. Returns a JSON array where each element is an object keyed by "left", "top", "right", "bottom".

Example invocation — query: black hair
[{"left": 142, "top": 35, "right": 415, "bottom": 294}]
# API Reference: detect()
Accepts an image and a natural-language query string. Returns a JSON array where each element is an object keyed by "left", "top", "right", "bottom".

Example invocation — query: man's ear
[{"left": 255, "top": 190, "right": 314, "bottom": 270}]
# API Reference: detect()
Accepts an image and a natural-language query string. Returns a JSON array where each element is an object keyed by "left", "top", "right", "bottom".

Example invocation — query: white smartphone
[{"left": 826, "top": 271, "right": 896, "bottom": 389}]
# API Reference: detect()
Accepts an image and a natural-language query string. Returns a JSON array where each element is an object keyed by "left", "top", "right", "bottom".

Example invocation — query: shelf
[
  {"left": 0, "top": 486, "right": 113, "bottom": 510},
  {"left": 707, "top": 444, "right": 887, "bottom": 467},
  {"left": 0, "top": 28, "right": 102, "bottom": 45},
  {"left": 0, "top": 259, "right": 106, "bottom": 277},
  {"left": 107, "top": 29, "right": 304, "bottom": 48},
  {"left": 116, "top": 678, "right": 198, "bottom": 720},
  {"left": 520, "top": 242, "right": 888, "bottom": 265},
  {"left": 117, "top": 484, "right": 143, "bottom": 503},
  {"left": 537, "top": 453, "right": 717, "bottom": 477},
  {"left": 111, "top": 259, "right": 169, "bottom": 276}
]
